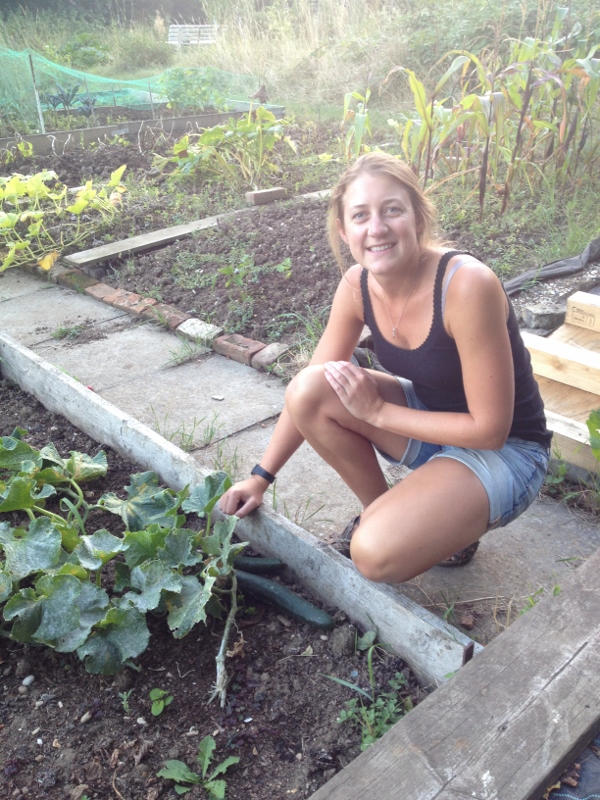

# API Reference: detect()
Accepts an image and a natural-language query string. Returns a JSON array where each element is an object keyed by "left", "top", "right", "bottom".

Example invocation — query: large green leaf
[
  {"left": 0, "top": 568, "right": 13, "bottom": 603},
  {"left": 0, "top": 475, "right": 56, "bottom": 512},
  {"left": 0, "top": 517, "right": 62, "bottom": 580},
  {"left": 77, "top": 606, "right": 149, "bottom": 674},
  {"left": 199, "top": 515, "right": 239, "bottom": 560},
  {"left": 74, "top": 529, "right": 127, "bottom": 570},
  {"left": 54, "top": 580, "right": 109, "bottom": 652},
  {"left": 121, "top": 559, "right": 182, "bottom": 612},
  {"left": 182, "top": 472, "right": 231, "bottom": 518},
  {"left": 99, "top": 471, "right": 183, "bottom": 530},
  {"left": 159, "top": 529, "right": 203, "bottom": 569},
  {"left": 0, "top": 435, "right": 41, "bottom": 472},
  {"left": 586, "top": 408, "right": 600, "bottom": 460},
  {"left": 26, "top": 573, "right": 82, "bottom": 645},
  {"left": 122, "top": 525, "right": 169, "bottom": 568},
  {"left": 157, "top": 760, "right": 200, "bottom": 786},
  {"left": 165, "top": 573, "right": 217, "bottom": 638},
  {"left": 2, "top": 587, "right": 41, "bottom": 641},
  {"left": 65, "top": 450, "right": 108, "bottom": 483}
]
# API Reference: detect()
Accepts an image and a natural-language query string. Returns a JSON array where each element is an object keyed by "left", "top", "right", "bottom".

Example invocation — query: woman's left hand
[{"left": 324, "top": 361, "right": 384, "bottom": 423}]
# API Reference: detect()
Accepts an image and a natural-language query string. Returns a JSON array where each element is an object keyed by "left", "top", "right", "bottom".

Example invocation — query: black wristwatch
[{"left": 251, "top": 464, "right": 276, "bottom": 484}]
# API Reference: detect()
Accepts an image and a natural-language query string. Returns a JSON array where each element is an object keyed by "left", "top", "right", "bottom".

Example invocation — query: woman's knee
[
  {"left": 350, "top": 528, "right": 409, "bottom": 583},
  {"left": 286, "top": 365, "right": 329, "bottom": 419}
]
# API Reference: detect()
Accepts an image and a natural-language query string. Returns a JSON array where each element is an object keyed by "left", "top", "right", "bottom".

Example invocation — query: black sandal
[
  {"left": 333, "top": 514, "right": 361, "bottom": 558},
  {"left": 437, "top": 540, "right": 479, "bottom": 567}
]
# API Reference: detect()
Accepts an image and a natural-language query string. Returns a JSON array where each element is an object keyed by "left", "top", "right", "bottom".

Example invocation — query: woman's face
[{"left": 338, "top": 171, "right": 421, "bottom": 277}]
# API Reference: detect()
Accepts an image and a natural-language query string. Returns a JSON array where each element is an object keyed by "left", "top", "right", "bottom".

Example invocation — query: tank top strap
[{"left": 432, "top": 250, "right": 466, "bottom": 328}]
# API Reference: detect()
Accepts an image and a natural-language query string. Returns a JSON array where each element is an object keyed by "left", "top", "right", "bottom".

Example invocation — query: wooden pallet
[
  {"left": 523, "top": 290, "right": 600, "bottom": 473},
  {"left": 167, "top": 23, "right": 218, "bottom": 46}
]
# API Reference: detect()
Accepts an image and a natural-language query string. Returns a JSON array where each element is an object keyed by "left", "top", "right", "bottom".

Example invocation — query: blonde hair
[{"left": 327, "top": 152, "right": 439, "bottom": 269}]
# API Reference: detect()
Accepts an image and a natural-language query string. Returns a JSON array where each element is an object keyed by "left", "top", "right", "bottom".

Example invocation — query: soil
[{"left": 0, "top": 381, "right": 425, "bottom": 800}]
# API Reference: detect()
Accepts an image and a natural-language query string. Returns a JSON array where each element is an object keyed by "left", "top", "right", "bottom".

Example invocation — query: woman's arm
[
  {"left": 325, "top": 263, "right": 514, "bottom": 450},
  {"left": 219, "top": 266, "right": 366, "bottom": 517}
]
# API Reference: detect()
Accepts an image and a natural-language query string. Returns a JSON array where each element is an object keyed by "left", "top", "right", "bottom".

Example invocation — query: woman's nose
[{"left": 368, "top": 213, "right": 387, "bottom": 236}]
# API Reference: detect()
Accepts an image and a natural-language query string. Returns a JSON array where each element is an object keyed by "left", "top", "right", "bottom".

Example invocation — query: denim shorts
[{"left": 376, "top": 377, "right": 550, "bottom": 530}]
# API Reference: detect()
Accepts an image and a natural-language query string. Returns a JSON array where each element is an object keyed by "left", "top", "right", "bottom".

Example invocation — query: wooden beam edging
[
  {"left": 0, "top": 331, "right": 479, "bottom": 688},
  {"left": 307, "top": 547, "right": 600, "bottom": 800},
  {"left": 63, "top": 188, "right": 332, "bottom": 270},
  {"left": 545, "top": 410, "right": 598, "bottom": 474},
  {"left": 522, "top": 329, "right": 600, "bottom": 394}
]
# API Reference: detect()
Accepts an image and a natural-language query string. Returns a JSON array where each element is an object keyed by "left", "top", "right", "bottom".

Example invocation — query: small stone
[
  {"left": 35, "top": 700, "right": 44, "bottom": 708},
  {"left": 295, "top": 752, "right": 302, "bottom": 760},
  {"left": 31, "top": 727, "right": 40, "bottom": 735},
  {"left": 22, "top": 675, "right": 35, "bottom": 687},
  {"left": 35, "top": 755, "right": 44, "bottom": 763},
  {"left": 136, "top": 717, "right": 147, "bottom": 726},
  {"left": 53, "top": 739, "right": 61, "bottom": 749},
  {"left": 459, "top": 613, "right": 476, "bottom": 630},
  {"left": 80, "top": 711, "right": 93, "bottom": 724},
  {"left": 18, "top": 686, "right": 28, "bottom": 695}
]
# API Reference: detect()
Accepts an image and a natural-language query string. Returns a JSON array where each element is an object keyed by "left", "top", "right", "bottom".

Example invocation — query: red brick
[
  {"left": 141, "top": 303, "right": 190, "bottom": 329},
  {"left": 103, "top": 288, "right": 131, "bottom": 307},
  {"left": 85, "top": 282, "right": 118, "bottom": 301},
  {"left": 212, "top": 334, "right": 266, "bottom": 366},
  {"left": 56, "top": 268, "right": 98, "bottom": 292},
  {"left": 251, "top": 342, "right": 290, "bottom": 371},
  {"left": 129, "top": 297, "right": 158, "bottom": 316},
  {"left": 111, "top": 291, "right": 145, "bottom": 312}
]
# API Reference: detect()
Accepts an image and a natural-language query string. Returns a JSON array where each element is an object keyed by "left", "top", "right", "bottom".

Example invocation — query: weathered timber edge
[
  {"left": 0, "top": 331, "right": 478, "bottom": 687},
  {"left": 307, "top": 546, "right": 600, "bottom": 800}
]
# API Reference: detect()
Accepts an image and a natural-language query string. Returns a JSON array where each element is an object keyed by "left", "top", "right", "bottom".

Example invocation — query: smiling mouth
[{"left": 368, "top": 244, "right": 394, "bottom": 253}]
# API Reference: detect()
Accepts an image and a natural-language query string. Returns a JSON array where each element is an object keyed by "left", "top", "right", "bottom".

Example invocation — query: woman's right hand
[{"left": 219, "top": 477, "right": 268, "bottom": 518}]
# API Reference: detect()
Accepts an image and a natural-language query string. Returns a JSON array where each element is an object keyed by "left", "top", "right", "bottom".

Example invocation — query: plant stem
[{"left": 210, "top": 573, "right": 238, "bottom": 707}]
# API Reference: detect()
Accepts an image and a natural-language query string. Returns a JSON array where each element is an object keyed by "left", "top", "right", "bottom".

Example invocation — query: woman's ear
[{"left": 337, "top": 218, "right": 348, "bottom": 244}]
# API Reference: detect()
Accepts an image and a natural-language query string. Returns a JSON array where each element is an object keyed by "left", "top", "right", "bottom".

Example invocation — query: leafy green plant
[
  {"left": 150, "top": 687, "right": 174, "bottom": 716},
  {"left": 0, "top": 429, "right": 246, "bottom": 694},
  {"left": 118, "top": 688, "right": 133, "bottom": 713},
  {"left": 0, "top": 166, "right": 127, "bottom": 273},
  {"left": 326, "top": 630, "right": 413, "bottom": 750},
  {"left": 157, "top": 68, "right": 229, "bottom": 115},
  {"left": 153, "top": 108, "right": 297, "bottom": 189},
  {"left": 157, "top": 735, "right": 239, "bottom": 797},
  {"left": 51, "top": 324, "right": 85, "bottom": 341}
]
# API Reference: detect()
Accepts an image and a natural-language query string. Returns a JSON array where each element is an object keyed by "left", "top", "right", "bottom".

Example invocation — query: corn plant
[
  {"left": 384, "top": 7, "right": 600, "bottom": 217},
  {"left": 340, "top": 88, "right": 372, "bottom": 161}
]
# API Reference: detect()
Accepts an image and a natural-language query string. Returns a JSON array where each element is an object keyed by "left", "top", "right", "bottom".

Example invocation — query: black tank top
[{"left": 360, "top": 250, "right": 552, "bottom": 448}]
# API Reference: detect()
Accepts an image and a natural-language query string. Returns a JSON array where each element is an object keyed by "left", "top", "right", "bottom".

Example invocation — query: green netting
[{"left": 0, "top": 47, "right": 260, "bottom": 135}]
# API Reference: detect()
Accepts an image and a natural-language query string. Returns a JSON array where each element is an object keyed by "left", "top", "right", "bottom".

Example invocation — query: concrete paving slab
[
  {"left": 35, "top": 322, "right": 208, "bottom": 391},
  {"left": 101, "top": 354, "right": 285, "bottom": 442},
  {"left": 0, "top": 269, "right": 54, "bottom": 302},
  {"left": 401, "top": 495, "right": 600, "bottom": 641},
  {"left": 0, "top": 284, "right": 127, "bottom": 346},
  {"left": 197, "top": 422, "right": 361, "bottom": 540}
]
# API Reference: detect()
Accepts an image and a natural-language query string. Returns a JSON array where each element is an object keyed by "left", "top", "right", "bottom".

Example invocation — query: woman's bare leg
[
  {"left": 285, "top": 365, "right": 411, "bottom": 508},
  {"left": 351, "top": 457, "right": 489, "bottom": 583}
]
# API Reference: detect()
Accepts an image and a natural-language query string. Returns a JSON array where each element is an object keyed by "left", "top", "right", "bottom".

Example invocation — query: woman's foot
[{"left": 437, "top": 540, "right": 479, "bottom": 567}]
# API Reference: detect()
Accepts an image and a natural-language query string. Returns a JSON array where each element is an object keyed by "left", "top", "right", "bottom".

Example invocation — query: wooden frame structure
[
  {"left": 167, "top": 24, "right": 218, "bottom": 46},
  {"left": 523, "top": 290, "right": 600, "bottom": 474}
]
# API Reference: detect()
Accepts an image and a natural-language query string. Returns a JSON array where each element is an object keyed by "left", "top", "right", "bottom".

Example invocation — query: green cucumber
[
  {"left": 233, "top": 556, "right": 284, "bottom": 575},
  {"left": 234, "top": 570, "right": 335, "bottom": 630}
]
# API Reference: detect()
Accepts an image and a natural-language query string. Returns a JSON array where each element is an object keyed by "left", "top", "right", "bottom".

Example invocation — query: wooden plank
[
  {"left": 545, "top": 410, "right": 599, "bottom": 472},
  {"left": 549, "top": 320, "right": 600, "bottom": 352},
  {"left": 308, "top": 547, "right": 600, "bottom": 800},
  {"left": 522, "top": 330, "right": 600, "bottom": 394},
  {"left": 0, "top": 331, "right": 478, "bottom": 689},
  {"left": 63, "top": 217, "right": 219, "bottom": 267},
  {"left": 566, "top": 291, "right": 600, "bottom": 333},
  {"left": 536, "top": 375, "right": 600, "bottom": 423},
  {"left": 233, "top": 511, "right": 480, "bottom": 688}
]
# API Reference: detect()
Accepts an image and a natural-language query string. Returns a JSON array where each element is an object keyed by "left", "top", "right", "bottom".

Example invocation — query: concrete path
[{"left": 2, "top": 267, "right": 599, "bottom": 643}]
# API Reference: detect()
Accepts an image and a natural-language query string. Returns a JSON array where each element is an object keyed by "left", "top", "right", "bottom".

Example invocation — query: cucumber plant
[{"left": 0, "top": 428, "right": 246, "bottom": 689}]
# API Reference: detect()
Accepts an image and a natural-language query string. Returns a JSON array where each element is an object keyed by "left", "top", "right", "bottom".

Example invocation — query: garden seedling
[
  {"left": 118, "top": 689, "right": 133, "bottom": 713},
  {"left": 149, "top": 687, "right": 173, "bottom": 716},
  {"left": 326, "top": 630, "right": 413, "bottom": 750},
  {"left": 157, "top": 734, "right": 239, "bottom": 797}
]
